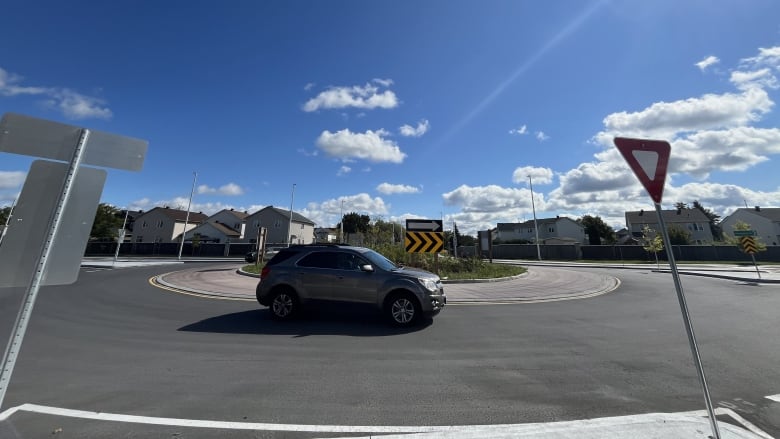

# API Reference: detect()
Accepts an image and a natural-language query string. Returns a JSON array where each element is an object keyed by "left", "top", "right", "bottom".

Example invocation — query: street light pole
[
  {"left": 288, "top": 183, "right": 296, "bottom": 246},
  {"left": 113, "top": 208, "right": 130, "bottom": 264},
  {"left": 340, "top": 199, "right": 344, "bottom": 243},
  {"left": 529, "top": 175, "right": 541, "bottom": 261},
  {"left": 177, "top": 172, "right": 197, "bottom": 260}
]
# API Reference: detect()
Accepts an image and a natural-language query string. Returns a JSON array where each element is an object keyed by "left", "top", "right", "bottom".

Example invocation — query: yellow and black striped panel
[
  {"left": 740, "top": 236, "right": 758, "bottom": 254},
  {"left": 405, "top": 231, "right": 444, "bottom": 253}
]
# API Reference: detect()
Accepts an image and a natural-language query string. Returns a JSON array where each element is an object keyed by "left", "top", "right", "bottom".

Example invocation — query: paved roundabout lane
[{"left": 1, "top": 263, "right": 778, "bottom": 438}]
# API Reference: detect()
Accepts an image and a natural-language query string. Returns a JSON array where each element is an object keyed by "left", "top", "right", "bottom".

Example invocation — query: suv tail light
[{"left": 260, "top": 266, "right": 271, "bottom": 280}]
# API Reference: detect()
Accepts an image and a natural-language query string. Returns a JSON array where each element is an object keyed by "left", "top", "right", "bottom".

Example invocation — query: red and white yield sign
[{"left": 614, "top": 137, "right": 671, "bottom": 204}]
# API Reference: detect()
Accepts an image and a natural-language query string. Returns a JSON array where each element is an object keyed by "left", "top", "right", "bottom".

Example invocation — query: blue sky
[{"left": 2, "top": 0, "right": 780, "bottom": 235}]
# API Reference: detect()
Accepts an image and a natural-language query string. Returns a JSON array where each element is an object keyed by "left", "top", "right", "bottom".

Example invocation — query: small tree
[
  {"left": 641, "top": 225, "right": 664, "bottom": 269},
  {"left": 578, "top": 215, "right": 616, "bottom": 245},
  {"left": 724, "top": 220, "right": 767, "bottom": 255},
  {"left": 667, "top": 225, "right": 691, "bottom": 245},
  {"left": 90, "top": 203, "right": 124, "bottom": 241}
]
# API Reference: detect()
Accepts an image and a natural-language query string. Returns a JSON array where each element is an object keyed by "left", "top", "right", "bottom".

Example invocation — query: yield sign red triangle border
[{"left": 614, "top": 137, "right": 671, "bottom": 204}]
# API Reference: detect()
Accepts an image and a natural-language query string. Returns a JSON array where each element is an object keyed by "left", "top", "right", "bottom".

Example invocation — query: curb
[{"left": 234, "top": 268, "right": 530, "bottom": 284}]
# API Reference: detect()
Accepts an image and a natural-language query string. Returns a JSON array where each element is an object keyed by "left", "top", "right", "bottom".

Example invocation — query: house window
[
  {"left": 142, "top": 221, "right": 148, "bottom": 228},
  {"left": 157, "top": 220, "right": 164, "bottom": 228},
  {"left": 300, "top": 223, "right": 304, "bottom": 229},
  {"left": 528, "top": 228, "right": 533, "bottom": 233},
  {"left": 136, "top": 236, "right": 143, "bottom": 242},
  {"left": 548, "top": 227, "right": 555, "bottom": 233},
  {"left": 275, "top": 220, "right": 281, "bottom": 228},
  {"left": 253, "top": 220, "right": 259, "bottom": 228}
]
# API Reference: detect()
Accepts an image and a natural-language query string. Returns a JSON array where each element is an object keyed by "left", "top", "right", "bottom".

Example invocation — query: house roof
[
  {"left": 250, "top": 206, "right": 316, "bottom": 225},
  {"left": 725, "top": 207, "right": 780, "bottom": 222},
  {"left": 497, "top": 217, "right": 578, "bottom": 230},
  {"left": 210, "top": 222, "right": 241, "bottom": 236},
  {"left": 138, "top": 207, "right": 208, "bottom": 223},
  {"left": 626, "top": 209, "right": 710, "bottom": 225},
  {"left": 210, "top": 209, "right": 249, "bottom": 221}
]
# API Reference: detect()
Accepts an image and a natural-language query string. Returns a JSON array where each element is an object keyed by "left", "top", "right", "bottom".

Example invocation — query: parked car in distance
[
  {"left": 255, "top": 244, "right": 446, "bottom": 326},
  {"left": 245, "top": 247, "right": 284, "bottom": 263}
]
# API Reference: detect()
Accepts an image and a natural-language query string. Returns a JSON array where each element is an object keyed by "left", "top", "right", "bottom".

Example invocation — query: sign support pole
[
  {"left": 0, "top": 129, "right": 90, "bottom": 408},
  {"left": 654, "top": 202, "right": 721, "bottom": 439},
  {"left": 750, "top": 254, "right": 761, "bottom": 280}
]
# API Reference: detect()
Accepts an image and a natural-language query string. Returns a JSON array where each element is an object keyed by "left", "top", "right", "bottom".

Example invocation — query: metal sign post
[
  {"left": 615, "top": 137, "right": 721, "bottom": 439},
  {"left": 0, "top": 113, "right": 147, "bottom": 409}
]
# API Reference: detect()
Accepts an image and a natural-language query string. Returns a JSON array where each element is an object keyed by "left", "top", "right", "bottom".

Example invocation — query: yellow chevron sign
[
  {"left": 405, "top": 231, "right": 444, "bottom": 253},
  {"left": 740, "top": 236, "right": 758, "bottom": 254}
]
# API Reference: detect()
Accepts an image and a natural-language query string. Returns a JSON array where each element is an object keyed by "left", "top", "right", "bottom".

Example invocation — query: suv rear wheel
[
  {"left": 386, "top": 292, "right": 420, "bottom": 327},
  {"left": 269, "top": 287, "right": 298, "bottom": 320}
]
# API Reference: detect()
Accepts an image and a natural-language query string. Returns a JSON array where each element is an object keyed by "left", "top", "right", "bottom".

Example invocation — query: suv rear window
[{"left": 266, "top": 248, "right": 301, "bottom": 266}]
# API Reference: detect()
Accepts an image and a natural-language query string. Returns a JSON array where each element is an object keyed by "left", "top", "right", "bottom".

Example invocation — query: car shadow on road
[{"left": 177, "top": 306, "right": 433, "bottom": 337}]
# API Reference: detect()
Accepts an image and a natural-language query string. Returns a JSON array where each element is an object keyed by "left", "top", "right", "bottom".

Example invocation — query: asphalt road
[{"left": 1, "top": 263, "right": 779, "bottom": 438}]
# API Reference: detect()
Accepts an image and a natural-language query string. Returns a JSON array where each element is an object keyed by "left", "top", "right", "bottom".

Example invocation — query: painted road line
[
  {"left": 0, "top": 404, "right": 772, "bottom": 438},
  {"left": 766, "top": 394, "right": 780, "bottom": 402},
  {"left": 148, "top": 275, "right": 253, "bottom": 302}
]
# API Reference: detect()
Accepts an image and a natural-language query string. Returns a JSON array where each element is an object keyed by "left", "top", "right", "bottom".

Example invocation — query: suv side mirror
[{"left": 360, "top": 264, "right": 374, "bottom": 273}]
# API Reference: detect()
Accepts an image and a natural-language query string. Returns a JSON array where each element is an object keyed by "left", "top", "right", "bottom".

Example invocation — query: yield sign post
[{"left": 614, "top": 137, "right": 721, "bottom": 439}]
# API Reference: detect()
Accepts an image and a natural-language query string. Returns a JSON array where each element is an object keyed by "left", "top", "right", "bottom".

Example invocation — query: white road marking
[
  {"left": 0, "top": 403, "right": 772, "bottom": 438},
  {"left": 766, "top": 394, "right": 780, "bottom": 402}
]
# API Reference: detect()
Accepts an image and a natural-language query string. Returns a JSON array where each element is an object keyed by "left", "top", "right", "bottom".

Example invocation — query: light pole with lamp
[
  {"left": 287, "top": 183, "right": 296, "bottom": 246},
  {"left": 177, "top": 172, "right": 197, "bottom": 260},
  {"left": 113, "top": 208, "right": 130, "bottom": 264},
  {"left": 529, "top": 175, "right": 541, "bottom": 261}
]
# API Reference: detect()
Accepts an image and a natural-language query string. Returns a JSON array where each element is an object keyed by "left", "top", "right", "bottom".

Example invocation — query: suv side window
[
  {"left": 335, "top": 252, "right": 366, "bottom": 271},
  {"left": 297, "top": 251, "right": 338, "bottom": 269}
]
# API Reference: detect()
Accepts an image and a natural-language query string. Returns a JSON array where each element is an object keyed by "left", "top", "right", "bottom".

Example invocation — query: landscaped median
[{"left": 239, "top": 259, "right": 527, "bottom": 282}]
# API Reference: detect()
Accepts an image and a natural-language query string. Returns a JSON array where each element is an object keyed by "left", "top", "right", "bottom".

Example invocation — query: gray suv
[{"left": 256, "top": 244, "right": 446, "bottom": 326}]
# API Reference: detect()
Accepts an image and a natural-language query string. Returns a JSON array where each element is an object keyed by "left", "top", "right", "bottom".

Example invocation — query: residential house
[
  {"left": 182, "top": 208, "right": 248, "bottom": 244},
  {"left": 244, "top": 206, "right": 316, "bottom": 245},
  {"left": 314, "top": 227, "right": 340, "bottom": 243},
  {"left": 132, "top": 207, "right": 208, "bottom": 243},
  {"left": 495, "top": 217, "right": 586, "bottom": 244},
  {"left": 183, "top": 221, "right": 241, "bottom": 244},
  {"left": 720, "top": 206, "right": 780, "bottom": 246},
  {"left": 625, "top": 208, "right": 714, "bottom": 244},
  {"left": 205, "top": 209, "right": 248, "bottom": 239},
  {"left": 615, "top": 228, "right": 639, "bottom": 245}
]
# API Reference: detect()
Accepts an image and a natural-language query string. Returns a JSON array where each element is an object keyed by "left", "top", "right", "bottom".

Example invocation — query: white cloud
[
  {"left": 0, "top": 171, "right": 26, "bottom": 189},
  {"left": 376, "top": 183, "right": 420, "bottom": 195},
  {"left": 536, "top": 131, "right": 549, "bottom": 141},
  {"left": 695, "top": 55, "right": 720, "bottom": 71},
  {"left": 303, "top": 81, "right": 398, "bottom": 112},
  {"left": 337, "top": 165, "right": 352, "bottom": 176},
  {"left": 595, "top": 88, "right": 773, "bottom": 142},
  {"left": 304, "top": 82, "right": 315, "bottom": 91},
  {"left": 509, "top": 125, "right": 528, "bottom": 135},
  {"left": 399, "top": 119, "right": 430, "bottom": 137},
  {"left": 372, "top": 78, "right": 394, "bottom": 87},
  {"left": 316, "top": 128, "right": 407, "bottom": 163},
  {"left": 302, "top": 193, "right": 389, "bottom": 227},
  {"left": 442, "top": 184, "right": 543, "bottom": 213},
  {"left": 512, "top": 166, "right": 554, "bottom": 185},
  {"left": 197, "top": 183, "right": 244, "bottom": 196},
  {"left": 0, "top": 66, "right": 112, "bottom": 120},
  {"left": 730, "top": 68, "right": 779, "bottom": 91}
]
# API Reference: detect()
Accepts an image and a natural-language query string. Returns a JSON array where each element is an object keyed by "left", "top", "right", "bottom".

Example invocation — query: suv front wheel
[
  {"left": 386, "top": 292, "right": 420, "bottom": 327},
  {"left": 269, "top": 287, "right": 299, "bottom": 320}
]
